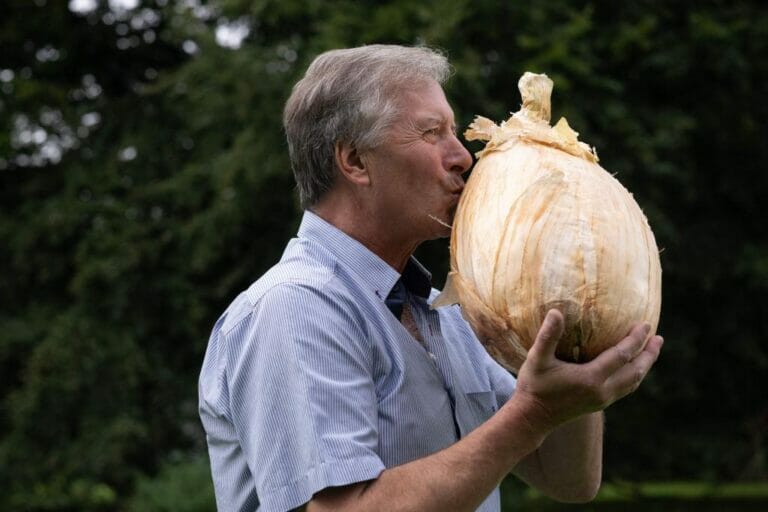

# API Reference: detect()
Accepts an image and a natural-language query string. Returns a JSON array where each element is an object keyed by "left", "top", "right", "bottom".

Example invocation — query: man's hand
[{"left": 513, "top": 309, "right": 664, "bottom": 433}]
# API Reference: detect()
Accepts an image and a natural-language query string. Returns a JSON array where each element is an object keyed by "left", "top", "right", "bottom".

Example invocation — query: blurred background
[{"left": 1, "top": 0, "right": 767, "bottom": 510}]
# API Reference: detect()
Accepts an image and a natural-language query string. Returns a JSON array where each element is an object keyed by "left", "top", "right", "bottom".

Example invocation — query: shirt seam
[
  {"left": 259, "top": 455, "right": 385, "bottom": 511},
  {"left": 219, "top": 274, "right": 336, "bottom": 339}
]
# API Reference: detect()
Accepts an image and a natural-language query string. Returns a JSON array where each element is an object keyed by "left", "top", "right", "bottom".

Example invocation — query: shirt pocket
[{"left": 459, "top": 390, "right": 499, "bottom": 436}]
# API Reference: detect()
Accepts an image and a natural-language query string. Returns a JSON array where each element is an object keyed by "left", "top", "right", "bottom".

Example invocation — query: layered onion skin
[{"left": 435, "top": 73, "right": 661, "bottom": 369}]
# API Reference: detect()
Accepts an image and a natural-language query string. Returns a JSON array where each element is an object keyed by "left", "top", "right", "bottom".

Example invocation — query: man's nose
[{"left": 448, "top": 134, "right": 473, "bottom": 174}]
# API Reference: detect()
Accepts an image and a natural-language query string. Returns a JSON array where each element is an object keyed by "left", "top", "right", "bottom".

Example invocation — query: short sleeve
[
  {"left": 226, "top": 282, "right": 385, "bottom": 511},
  {"left": 485, "top": 352, "right": 517, "bottom": 407}
]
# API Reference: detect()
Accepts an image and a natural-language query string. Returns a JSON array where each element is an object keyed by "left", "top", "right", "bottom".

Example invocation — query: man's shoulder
[
  {"left": 249, "top": 257, "right": 336, "bottom": 302},
  {"left": 218, "top": 248, "right": 357, "bottom": 336}
]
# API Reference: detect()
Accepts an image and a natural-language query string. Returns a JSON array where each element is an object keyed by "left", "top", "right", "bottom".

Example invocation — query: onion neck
[{"left": 517, "top": 72, "right": 554, "bottom": 124}]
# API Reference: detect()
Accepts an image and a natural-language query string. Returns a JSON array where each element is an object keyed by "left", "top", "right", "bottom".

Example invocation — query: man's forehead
[
  {"left": 387, "top": 80, "right": 456, "bottom": 127},
  {"left": 403, "top": 99, "right": 456, "bottom": 125}
]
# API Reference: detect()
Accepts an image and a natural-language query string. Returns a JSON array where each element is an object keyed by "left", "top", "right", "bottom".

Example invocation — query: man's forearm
[
  {"left": 308, "top": 310, "right": 663, "bottom": 511},
  {"left": 307, "top": 395, "right": 549, "bottom": 512},
  {"left": 514, "top": 412, "right": 604, "bottom": 503}
]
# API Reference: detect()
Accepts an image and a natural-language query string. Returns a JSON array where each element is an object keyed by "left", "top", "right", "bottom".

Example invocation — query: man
[{"left": 198, "top": 45, "right": 663, "bottom": 512}]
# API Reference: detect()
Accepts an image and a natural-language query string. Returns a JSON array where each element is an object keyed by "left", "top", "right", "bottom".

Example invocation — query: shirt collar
[{"left": 296, "top": 210, "right": 432, "bottom": 300}]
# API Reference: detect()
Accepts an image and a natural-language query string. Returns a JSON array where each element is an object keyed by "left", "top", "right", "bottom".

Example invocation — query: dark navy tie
[
  {"left": 385, "top": 261, "right": 431, "bottom": 320},
  {"left": 385, "top": 278, "right": 408, "bottom": 320}
]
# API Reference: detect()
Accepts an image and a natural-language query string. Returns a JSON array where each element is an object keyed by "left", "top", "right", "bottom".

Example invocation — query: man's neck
[{"left": 311, "top": 192, "right": 418, "bottom": 273}]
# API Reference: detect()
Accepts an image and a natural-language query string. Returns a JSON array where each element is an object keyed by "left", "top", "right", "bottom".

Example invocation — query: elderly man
[{"left": 199, "top": 45, "right": 663, "bottom": 512}]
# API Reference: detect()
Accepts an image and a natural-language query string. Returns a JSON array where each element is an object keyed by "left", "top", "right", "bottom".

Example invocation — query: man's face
[{"left": 362, "top": 80, "right": 473, "bottom": 244}]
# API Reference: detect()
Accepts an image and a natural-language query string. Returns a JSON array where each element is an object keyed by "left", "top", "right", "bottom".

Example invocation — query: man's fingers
[
  {"left": 527, "top": 309, "right": 565, "bottom": 364},
  {"left": 591, "top": 322, "right": 651, "bottom": 378},
  {"left": 605, "top": 335, "right": 663, "bottom": 398}
]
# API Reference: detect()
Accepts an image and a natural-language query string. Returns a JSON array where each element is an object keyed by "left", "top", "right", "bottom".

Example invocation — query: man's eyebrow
[{"left": 416, "top": 115, "right": 455, "bottom": 127}]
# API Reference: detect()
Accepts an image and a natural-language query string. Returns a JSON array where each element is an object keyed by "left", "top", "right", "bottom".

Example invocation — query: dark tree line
[{"left": 1, "top": 0, "right": 766, "bottom": 509}]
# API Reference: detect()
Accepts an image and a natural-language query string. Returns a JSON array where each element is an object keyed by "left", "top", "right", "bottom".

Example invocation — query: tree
[{"left": 1, "top": 0, "right": 766, "bottom": 510}]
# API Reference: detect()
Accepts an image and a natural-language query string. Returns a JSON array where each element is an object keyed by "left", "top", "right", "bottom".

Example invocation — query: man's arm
[
  {"left": 306, "top": 310, "right": 664, "bottom": 512},
  {"left": 513, "top": 412, "right": 604, "bottom": 502},
  {"left": 306, "top": 393, "right": 552, "bottom": 512}
]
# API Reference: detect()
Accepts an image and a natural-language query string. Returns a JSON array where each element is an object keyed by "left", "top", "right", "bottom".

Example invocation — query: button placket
[{"left": 417, "top": 304, "right": 463, "bottom": 438}]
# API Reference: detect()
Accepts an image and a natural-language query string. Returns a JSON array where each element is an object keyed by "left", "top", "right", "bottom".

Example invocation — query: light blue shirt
[{"left": 199, "top": 211, "right": 516, "bottom": 512}]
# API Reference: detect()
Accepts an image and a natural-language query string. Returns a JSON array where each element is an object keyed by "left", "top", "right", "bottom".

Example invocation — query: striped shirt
[{"left": 198, "top": 210, "right": 517, "bottom": 511}]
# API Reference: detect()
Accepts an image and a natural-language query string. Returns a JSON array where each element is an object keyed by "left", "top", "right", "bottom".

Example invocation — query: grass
[
  {"left": 595, "top": 481, "right": 768, "bottom": 501},
  {"left": 500, "top": 477, "right": 768, "bottom": 511}
]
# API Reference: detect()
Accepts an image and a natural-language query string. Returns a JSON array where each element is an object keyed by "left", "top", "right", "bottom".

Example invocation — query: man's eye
[{"left": 424, "top": 128, "right": 440, "bottom": 136}]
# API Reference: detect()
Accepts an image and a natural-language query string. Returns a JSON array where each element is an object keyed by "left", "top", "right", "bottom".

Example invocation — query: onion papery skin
[{"left": 437, "top": 72, "right": 662, "bottom": 369}]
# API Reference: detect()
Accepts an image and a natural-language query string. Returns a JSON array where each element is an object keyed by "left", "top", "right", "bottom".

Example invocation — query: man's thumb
[{"left": 528, "top": 309, "right": 565, "bottom": 363}]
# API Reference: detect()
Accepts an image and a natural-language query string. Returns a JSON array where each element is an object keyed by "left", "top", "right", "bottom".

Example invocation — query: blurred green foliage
[
  {"left": 127, "top": 454, "right": 216, "bottom": 512},
  {"left": 1, "top": 0, "right": 767, "bottom": 510}
]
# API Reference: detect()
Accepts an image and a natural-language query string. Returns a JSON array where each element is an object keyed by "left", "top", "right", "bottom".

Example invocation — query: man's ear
[{"left": 334, "top": 141, "right": 370, "bottom": 186}]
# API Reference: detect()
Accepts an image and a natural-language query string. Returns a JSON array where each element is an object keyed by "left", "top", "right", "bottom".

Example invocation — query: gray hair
[{"left": 283, "top": 44, "right": 451, "bottom": 209}]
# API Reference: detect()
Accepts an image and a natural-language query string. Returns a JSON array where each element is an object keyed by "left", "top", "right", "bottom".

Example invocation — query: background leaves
[{"left": 1, "top": 0, "right": 766, "bottom": 509}]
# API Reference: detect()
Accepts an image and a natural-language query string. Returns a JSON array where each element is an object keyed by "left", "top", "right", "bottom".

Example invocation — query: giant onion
[{"left": 435, "top": 72, "right": 662, "bottom": 369}]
